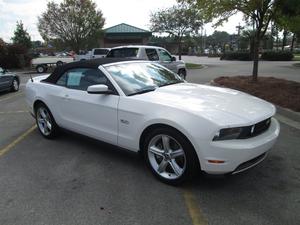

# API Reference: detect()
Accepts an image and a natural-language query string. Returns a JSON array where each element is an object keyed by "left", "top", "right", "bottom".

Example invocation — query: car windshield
[{"left": 104, "top": 62, "right": 183, "bottom": 96}]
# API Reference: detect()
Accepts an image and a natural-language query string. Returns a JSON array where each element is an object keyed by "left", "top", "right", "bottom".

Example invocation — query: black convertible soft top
[{"left": 43, "top": 58, "right": 141, "bottom": 84}]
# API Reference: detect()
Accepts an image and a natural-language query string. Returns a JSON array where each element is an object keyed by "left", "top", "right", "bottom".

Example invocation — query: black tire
[
  {"left": 142, "top": 127, "right": 199, "bottom": 185},
  {"left": 56, "top": 61, "right": 64, "bottom": 67},
  {"left": 36, "top": 65, "right": 46, "bottom": 73},
  {"left": 10, "top": 78, "right": 19, "bottom": 92},
  {"left": 35, "top": 103, "right": 59, "bottom": 139},
  {"left": 178, "top": 69, "right": 187, "bottom": 79}
]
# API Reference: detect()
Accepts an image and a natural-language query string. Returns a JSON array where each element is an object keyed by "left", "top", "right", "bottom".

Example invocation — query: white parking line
[
  {"left": 0, "top": 92, "right": 23, "bottom": 102},
  {"left": 275, "top": 114, "right": 300, "bottom": 130},
  {"left": 0, "top": 110, "right": 28, "bottom": 114}
]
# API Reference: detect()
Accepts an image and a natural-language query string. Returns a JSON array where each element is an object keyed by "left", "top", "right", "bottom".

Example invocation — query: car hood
[{"left": 133, "top": 83, "right": 276, "bottom": 127}]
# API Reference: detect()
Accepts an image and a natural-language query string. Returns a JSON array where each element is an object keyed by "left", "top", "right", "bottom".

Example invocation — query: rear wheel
[
  {"left": 10, "top": 78, "right": 19, "bottom": 92},
  {"left": 56, "top": 61, "right": 63, "bottom": 67},
  {"left": 35, "top": 103, "right": 59, "bottom": 139},
  {"left": 178, "top": 69, "right": 186, "bottom": 79},
  {"left": 143, "top": 127, "right": 199, "bottom": 185},
  {"left": 36, "top": 65, "right": 46, "bottom": 73}
]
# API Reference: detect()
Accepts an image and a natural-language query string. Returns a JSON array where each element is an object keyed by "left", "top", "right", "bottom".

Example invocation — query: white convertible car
[{"left": 25, "top": 58, "right": 280, "bottom": 184}]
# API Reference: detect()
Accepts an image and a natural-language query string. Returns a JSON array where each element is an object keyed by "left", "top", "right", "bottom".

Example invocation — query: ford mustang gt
[{"left": 25, "top": 58, "right": 280, "bottom": 184}]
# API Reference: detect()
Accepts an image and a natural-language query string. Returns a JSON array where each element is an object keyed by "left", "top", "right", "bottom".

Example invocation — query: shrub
[
  {"left": 0, "top": 43, "right": 31, "bottom": 69},
  {"left": 208, "top": 53, "right": 221, "bottom": 57},
  {"left": 220, "top": 51, "right": 252, "bottom": 61},
  {"left": 261, "top": 51, "right": 294, "bottom": 61}
]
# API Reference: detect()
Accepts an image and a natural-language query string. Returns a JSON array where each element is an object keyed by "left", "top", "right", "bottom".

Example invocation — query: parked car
[
  {"left": 31, "top": 55, "right": 74, "bottom": 73},
  {"left": 0, "top": 67, "right": 20, "bottom": 92},
  {"left": 75, "top": 48, "right": 110, "bottom": 61},
  {"left": 25, "top": 58, "right": 280, "bottom": 185},
  {"left": 106, "top": 45, "right": 187, "bottom": 79}
]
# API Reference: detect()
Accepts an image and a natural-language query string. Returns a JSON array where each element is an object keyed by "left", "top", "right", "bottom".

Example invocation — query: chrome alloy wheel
[
  {"left": 148, "top": 134, "right": 186, "bottom": 180},
  {"left": 13, "top": 79, "right": 19, "bottom": 90},
  {"left": 36, "top": 107, "right": 52, "bottom": 136}
]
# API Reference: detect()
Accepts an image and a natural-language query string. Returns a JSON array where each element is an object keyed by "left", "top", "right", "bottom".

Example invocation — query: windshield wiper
[
  {"left": 159, "top": 80, "right": 183, "bottom": 87},
  {"left": 128, "top": 87, "right": 157, "bottom": 96}
]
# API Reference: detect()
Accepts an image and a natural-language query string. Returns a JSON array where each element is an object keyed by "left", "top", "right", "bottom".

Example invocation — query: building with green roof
[{"left": 100, "top": 23, "right": 152, "bottom": 47}]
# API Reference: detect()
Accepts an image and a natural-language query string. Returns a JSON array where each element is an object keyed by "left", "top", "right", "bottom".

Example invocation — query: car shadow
[
  {"left": 52, "top": 129, "right": 285, "bottom": 192},
  {"left": 0, "top": 90, "right": 11, "bottom": 97},
  {"left": 57, "top": 128, "right": 145, "bottom": 169}
]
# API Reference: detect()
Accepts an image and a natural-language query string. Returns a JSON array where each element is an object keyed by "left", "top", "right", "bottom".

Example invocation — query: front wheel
[
  {"left": 143, "top": 127, "right": 199, "bottom": 185},
  {"left": 35, "top": 103, "right": 59, "bottom": 139},
  {"left": 11, "top": 78, "right": 19, "bottom": 92}
]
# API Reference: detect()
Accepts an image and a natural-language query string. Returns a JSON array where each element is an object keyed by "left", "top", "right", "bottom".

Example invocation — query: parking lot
[{"left": 0, "top": 72, "right": 300, "bottom": 225}]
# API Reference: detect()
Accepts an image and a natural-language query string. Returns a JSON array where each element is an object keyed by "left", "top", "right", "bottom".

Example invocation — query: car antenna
[{"left": 29, "top": 73, "right": 34, "bottom": 82}]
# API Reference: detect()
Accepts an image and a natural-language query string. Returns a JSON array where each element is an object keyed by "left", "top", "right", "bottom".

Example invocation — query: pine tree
[{"left": 11, "top": 21, "right": 32, "bottom": 50}]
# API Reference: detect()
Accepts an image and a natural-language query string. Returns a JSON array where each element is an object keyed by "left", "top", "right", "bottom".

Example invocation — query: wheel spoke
[
  {"left": 169, "top": 159, "right": 183, "bottom": 176},
  {"left": 162, "top": 136, "right": 170, "bottom": 151},
  {"left": 37, "top": 107, "right": 52, "bottom": 135},
  {"left": 37, "top": 118, "right": 44, "bottom": 123},
  {"left": 157, "top": 159, "right": 168, "bottom": 173},
  {"left": 40, "top": 109, "right": 47, "bottom": 119},
  {"left": 170, "top": 149, "right": 184, "bottom": 159},
  {"left": 45, "top": 120, "right": 52, "bottom": 130},
  {"left": 149, "top": 146, "right": 164, "bottom": 157}
]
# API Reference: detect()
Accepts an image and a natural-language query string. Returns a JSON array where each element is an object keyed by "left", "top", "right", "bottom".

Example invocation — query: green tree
[
  {"left": 180, "top": 0, "right": 282, "bottom": 81},
  {"left": 150, "top": 3, "right": 203, "bottom": 60},
  {"left": 38, "top": 0, "right": 105, "bottom": 53},
  {"left": 206, "top": 31, "right": 230, "bottom": 52},
  {"left": 274, "top": 0, "right": 300, "bottom": 52},
  {"left": 11, "top": 21, "right": 32, "bottom": 50}
]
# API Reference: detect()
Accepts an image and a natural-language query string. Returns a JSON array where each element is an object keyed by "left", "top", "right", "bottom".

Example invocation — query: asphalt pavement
[{"left": 0, "top": 70, "right": 299, "bottom": 225}]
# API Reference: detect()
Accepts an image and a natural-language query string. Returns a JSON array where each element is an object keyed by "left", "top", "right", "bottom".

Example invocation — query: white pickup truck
[
  {"left": 75, "top": 48, "right": 110, "bottom": 61},
  {"left": 32, "top": 55, "right": 74, "bottom": 73}
]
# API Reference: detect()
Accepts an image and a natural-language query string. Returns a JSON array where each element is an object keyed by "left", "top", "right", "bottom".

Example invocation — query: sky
[{"left": 0, "top": 0, "right": 244, "bottom": 42}]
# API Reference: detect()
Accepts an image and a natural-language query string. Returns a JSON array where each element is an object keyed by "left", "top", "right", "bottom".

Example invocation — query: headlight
[
  {"left": 213, "top": 127, "right": 243, "bottom": 141},
  {"left": 213, "top": 118, "right": 272, "bottom": 141}
]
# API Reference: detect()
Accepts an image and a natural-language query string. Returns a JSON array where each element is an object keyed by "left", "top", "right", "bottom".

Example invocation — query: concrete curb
[
  {"left": 208, "top": 79, "right": 300, "bottom": 123},
  {"left": 276, "top": 106, "right": 300, "bottom": 123}
]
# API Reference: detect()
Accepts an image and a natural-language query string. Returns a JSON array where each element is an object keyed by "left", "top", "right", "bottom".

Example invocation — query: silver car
[{"left": 106, "top": 45, "right": 187, "bottom": 79}]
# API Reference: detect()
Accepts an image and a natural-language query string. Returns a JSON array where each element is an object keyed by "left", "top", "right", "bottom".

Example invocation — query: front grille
[
  {"left": 232, "top": 152, "right": 267, "bottom": 174},
  {"left": 238, "top": 117, "right": 271, "bottom": 139}
]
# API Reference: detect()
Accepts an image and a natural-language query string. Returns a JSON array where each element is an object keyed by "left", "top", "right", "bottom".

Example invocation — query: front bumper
[{"left": 199, "top": 117, "right": 280, "bottom": 175}]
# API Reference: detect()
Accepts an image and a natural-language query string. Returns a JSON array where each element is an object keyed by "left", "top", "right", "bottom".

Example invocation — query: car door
[
  {"left": 92, "top": 49, "right": 110, "bottom": 59},
  {"left": 55, "top": 68, "right": 119, "bottom": 145},
  {"left": 0, "top": 68, "right": 5, "bottom": 90},
  {"left": 156, "top": 49, "right": 177, "bottom": 73},
  {"left": 145, "top": 48, "right": 160, "bottom": 62},
  {"left": 0, "top": 68, "right": 11, "bottom": 90}
]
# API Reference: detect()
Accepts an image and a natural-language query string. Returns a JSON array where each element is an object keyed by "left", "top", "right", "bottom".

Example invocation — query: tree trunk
[
  {"left": 252, "top": 34, "right": 260, "bottom": 82},
  {"left": 178, "top": 38, "right": 182, "bottom": 60},
  {"left": 291, "top": 33, "right": 295, "bottom": 52},
  {"left": 282, "top": 30, "right": 288, "bottom": 51}
]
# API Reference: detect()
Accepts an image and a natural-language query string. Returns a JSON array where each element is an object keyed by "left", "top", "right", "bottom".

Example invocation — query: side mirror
[
  {"left": 171, "top": 56, "right": 176, "bottom": 62},
  {"left": 87, "top": 84, "right": 113, "bottom": 94}
]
